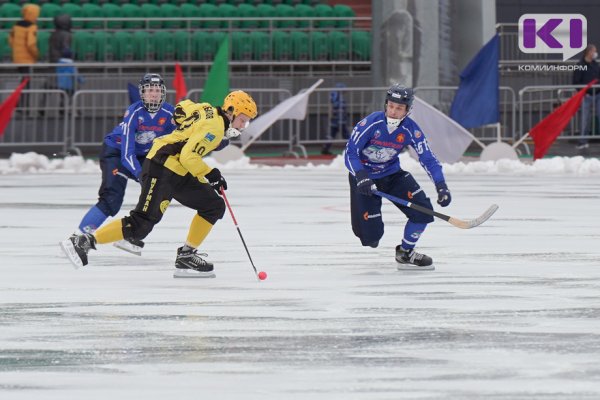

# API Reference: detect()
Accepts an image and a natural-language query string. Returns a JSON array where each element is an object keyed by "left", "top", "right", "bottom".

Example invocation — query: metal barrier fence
[
  {"left": 519, "top": 84, "right": 600, "bottom": 140},
  {"left": 0, "top": 88, "right": 69, "bottom": 153},
  {"left": 1, "top": 85, "right": 595, "bottom": 156}
]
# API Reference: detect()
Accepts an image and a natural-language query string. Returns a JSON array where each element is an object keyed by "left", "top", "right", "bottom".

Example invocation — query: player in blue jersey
[
  {"left": 73, "top": 73, "right": 176, "bottom": 255},
  {"left": 344, "top": 84, "right": 452, "bottom": 270}
]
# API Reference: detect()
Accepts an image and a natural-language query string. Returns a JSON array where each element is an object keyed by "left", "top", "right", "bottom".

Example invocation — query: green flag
[{"left": 201, "top": 37, "right": 230, "bottom": 107}]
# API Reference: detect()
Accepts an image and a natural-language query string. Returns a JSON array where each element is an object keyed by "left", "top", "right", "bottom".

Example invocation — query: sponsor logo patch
[
  {"left": 160, "top": 200, "right": 170, "bottom": 214},
  {"left": 363, "top": 211, "right": 382, "bottom": 221},
  {"left": 205, "top": 133, "right": 216, "bottom": 142},
  {"left": 415, "top": 130, "right": 422, "bottom": 138}
]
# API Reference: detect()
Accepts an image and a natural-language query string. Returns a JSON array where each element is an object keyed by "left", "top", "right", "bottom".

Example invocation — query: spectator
[
  {"left": 8, "top": 3, "right": 40, "bottom": 110},
  {"left": 322, "top": 83, "right": 350, "bottom": 155},
  {"left": 573, "top": 43, "right": 600, "bottom": 150},
  {"left": 49, "top": 14, "right": 72, "bottom": 64},
  {"left": 56, "top": 48, "right": 83, "bottom": 114}
]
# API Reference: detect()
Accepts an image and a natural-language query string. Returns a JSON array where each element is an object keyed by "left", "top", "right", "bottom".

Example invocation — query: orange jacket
[{"left": 8, "top": 4, "right": 40, "bottom": 64}]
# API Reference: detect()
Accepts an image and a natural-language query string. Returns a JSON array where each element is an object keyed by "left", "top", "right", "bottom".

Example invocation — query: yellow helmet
[{"left": 223, "top": 90, "right": 258, "bottom": 119}]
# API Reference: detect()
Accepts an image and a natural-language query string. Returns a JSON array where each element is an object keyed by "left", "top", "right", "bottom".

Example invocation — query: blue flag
[
  {"left": 128, "top": 83, "right": 141, "bottom": 104},
  {"left": 450, "top": 34, "right": 499, "bottom": 129}
]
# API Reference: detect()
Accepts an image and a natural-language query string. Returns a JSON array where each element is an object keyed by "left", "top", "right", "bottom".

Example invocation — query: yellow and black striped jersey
[{"left": 147, "top": 100, "right": 229, "bottom": 179}]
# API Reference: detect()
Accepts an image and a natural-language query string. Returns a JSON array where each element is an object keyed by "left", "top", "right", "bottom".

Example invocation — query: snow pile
[{"left": 0, "top": 151, "right": 599, "bottom": 176}]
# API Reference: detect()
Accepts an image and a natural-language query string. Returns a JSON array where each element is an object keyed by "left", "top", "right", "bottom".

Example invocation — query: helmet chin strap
[{"left": 225, "top": 118, "right": 250, "bottom": 138}]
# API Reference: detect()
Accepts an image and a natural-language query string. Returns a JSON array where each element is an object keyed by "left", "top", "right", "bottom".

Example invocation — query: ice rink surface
[{"left": 1, "top": 158, "right": 600, "bottom": 399}]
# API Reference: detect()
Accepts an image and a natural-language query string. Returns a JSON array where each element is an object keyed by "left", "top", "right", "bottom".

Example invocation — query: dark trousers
[
  {"left": 121, "top": 160, "right": 225, "bottom": 241},
  {"left": 349, "top": 170, "right": 434, "bottom": 246},
  {"left": 96, "top": 143, "right": 143, "bottom": 217}
]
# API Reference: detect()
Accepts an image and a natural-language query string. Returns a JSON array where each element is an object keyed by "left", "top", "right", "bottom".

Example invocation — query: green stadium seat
[
  {"left": 274, "top": 4, "right": 295, "bottom": 28},
  {"left": 140, "top": 4, "right": 162, "bottom": 29},
  {"left": 73, "top": 31, "right": 96, "bottom": 61},
  {"left": 351, "top": 30, "right": 370, "bottom": 60},
  {"left": 255, "top": 4, "right": 275, "bottom": 29},
  {"left": 198, "top": 3, "right": 220, "bottom": 29},
  {"left": 272, "top": 31, "right": 291, "bottom": 61},
  {"left": 0, "top": 31, "right": 11, "bottom": 62},
  {"left": 61, "top": 4, "right": 83, "bottom": 30},
  {"left": 95, "top": 31, "right": 115, "bottom": 61},
  {"left": 313, "top": 4, "right": 335, "bottom": 28},
  {"left": 101, "top": 3, "right": 122, "bottom": 29},
  {"left": 121, "top": 4, "right": 143, "bottom": 29},
  {"left": 173, "top": 30, "right": 191, "bottom": 61},
  {"left": 232, "top": 31, "right": 252, "bottom": 60},
  {"left": 153, "top": 31, "right": 176, "bottom": 61},
  {"left": 160, "top": 4, "right": 181, "bottom": 29},
  {"left": 294, "top": 4, "right": 313, "bottom": 28},
  {"left": 237, "top": 4, "right": 258, "bottom": 29},
  {"left": 250, "top": 31, "right": 270, "bottom": 60},
  {"left": 180, "top": 4, "right": 202, "bottom": 29},
  {"left": 218, "top": 3, "right": 237, "bottom": 29},
  {"left": 310, "top": 31, "right": 328, "bottom": 60},
  {"left": 328, "top": 31, "right": 349, "bottom": 60},
  {"left": 113, "top": 31, "right": 135, "bottom": 61},
  {"left": 0, "top": 3, "right": 21, "bottom": 30},
  {"left": 333, "top": 4, "right": 355, "bottom": 28},
  {"left": 133, "top": 30, "right": 154, "bottom": 61},
  {"left": 192, "top": 31, "right": 212, "bottom": 61},
  {"left": 290, "top": 31, "right": 309, "bottom": 60},
  {"left": 81, "top": 4, "right": 103, "bottom": 29},
  {"left": 40, "top": 3, "right": 62, "bottom": 29}
]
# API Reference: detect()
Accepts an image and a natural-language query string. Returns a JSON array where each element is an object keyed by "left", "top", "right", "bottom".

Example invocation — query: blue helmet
[
  {"left": 385, "top": 84, "right": 414, "bottom": 110},
  {"left": 138, "top": 73, "right": 166, "bottom": 113}
]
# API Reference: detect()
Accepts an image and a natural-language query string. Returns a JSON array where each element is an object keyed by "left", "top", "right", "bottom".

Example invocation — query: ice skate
[
  {"left": 395, "top": 245, "right": 434, "bottom": 271},
  {"left": 173, "top": 246, "right": 215, "bottom": 278},
  {"left": 60, "top": 233, "right": 96, "bottom": 269},
  {"left": 113, "top": 237, "right": 144, "bottom": 256}
]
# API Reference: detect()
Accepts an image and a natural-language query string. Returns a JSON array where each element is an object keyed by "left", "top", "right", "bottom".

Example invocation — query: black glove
[
  {"left": 355, "top": 170, "right": 375, "bottom": 196},
  {"left": 205, "top": 168, "right": 227, "bottom": 192},
  {"left": 435, "top": 181, "right": 451, "bottom": 207}
]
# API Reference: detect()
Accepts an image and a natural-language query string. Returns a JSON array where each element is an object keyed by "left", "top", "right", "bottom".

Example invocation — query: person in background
[
  {"left": 321, "top": 83, "right": 350, "bottom": 155},
  {"left": 56, "top": 47, "right": 83, "bottom": 114},
  {"left": 8, "top": 3, "right": 40, "bottom": 110},
  {"left": 573, "top": 43, "right": 600, "bottom": 150},
  {"left": 49, "top": 14, "right": 71, "bottom": 64}
]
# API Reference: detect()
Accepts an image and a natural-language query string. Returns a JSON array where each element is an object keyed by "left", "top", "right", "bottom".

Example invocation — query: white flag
[
  {"left": 241, "top": 80, "right": 323, "bottom": 151},
  {"left": 410, "top": 96, "right": 475, "bottom": 163}
]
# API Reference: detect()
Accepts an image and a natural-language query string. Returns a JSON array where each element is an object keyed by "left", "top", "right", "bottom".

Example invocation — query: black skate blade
[{"left": 59, "top": 239, "right": 83, "bottom": 269}]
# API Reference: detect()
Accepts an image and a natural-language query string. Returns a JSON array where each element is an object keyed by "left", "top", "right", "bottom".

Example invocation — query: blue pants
[
  {"left": 349, "top": 170, "right": 434, "bottom": 247},
  {"left": 96, "top": 143, "right": 144, "bottom": 217},
  {"left": 579, "top": 94, "right": 600, "bottom": 144}
]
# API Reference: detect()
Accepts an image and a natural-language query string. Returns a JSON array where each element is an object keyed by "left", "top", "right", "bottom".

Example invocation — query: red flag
[
  {"left": 529, "top": 79, "right": 597, "bottom": 160},
  {"left": 173, "top": 63, "right": 187, "bottom": 103},
  {"left": 0, "top": 78, "right": 28, "bottom": 138}
]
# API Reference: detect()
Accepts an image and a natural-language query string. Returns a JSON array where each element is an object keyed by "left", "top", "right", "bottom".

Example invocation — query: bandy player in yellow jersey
[{"left": 60, "top": 91, "right": 258, "bottom": 278}]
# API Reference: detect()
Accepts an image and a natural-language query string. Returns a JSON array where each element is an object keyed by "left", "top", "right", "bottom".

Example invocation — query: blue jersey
[
  {"left": 104, "top": 101, "right": 176, "bottom": 178},
  {"left": 344, "top": 111, "right": 445, "bottom": 184}
]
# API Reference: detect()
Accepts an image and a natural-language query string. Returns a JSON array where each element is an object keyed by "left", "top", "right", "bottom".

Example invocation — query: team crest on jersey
[
  {"left": 396, "top": 133, "right": 405, "bottom": 142},
  {"left": 158, "top": 117, "right": 166, "bottom": 125},
  {"left": 415, "top": 130, "right": 422, "bottom": 138},
  {"left": 374, "top": 130, "right": 381, "bottom": 139},
  {"left": 138, "top": 116, "right": 144, "bottom": 125}
]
